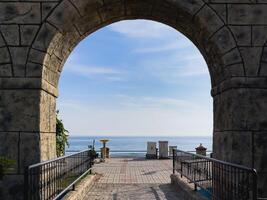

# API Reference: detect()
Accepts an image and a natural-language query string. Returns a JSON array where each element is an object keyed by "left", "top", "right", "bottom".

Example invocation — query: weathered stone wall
[{"left": 0, "top": 0, "right": 267, "bottom": 199}]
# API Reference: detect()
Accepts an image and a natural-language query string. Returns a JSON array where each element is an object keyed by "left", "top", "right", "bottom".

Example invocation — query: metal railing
[
  {"left": 172, "top": 149, "right": 258, "bottom": 200},
  {"left": 24, "top": 150, "right": 93, "bottom": 200}
]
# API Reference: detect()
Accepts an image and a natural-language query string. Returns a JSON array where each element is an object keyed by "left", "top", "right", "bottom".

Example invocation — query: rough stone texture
[{"left": 0, "top": 0, "right": 266, "bottom": 199}]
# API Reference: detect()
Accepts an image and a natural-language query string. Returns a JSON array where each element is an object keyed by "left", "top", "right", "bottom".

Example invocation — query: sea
[{"left": 66, "top": 136, "right": 212, "bottom": 156}]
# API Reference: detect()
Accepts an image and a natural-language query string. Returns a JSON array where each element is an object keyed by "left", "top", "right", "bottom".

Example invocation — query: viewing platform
[{"left": 85, "top": 158, "right": 182, "bottom": 200}]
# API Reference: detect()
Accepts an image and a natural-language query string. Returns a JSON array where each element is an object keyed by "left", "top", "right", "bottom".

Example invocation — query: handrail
[
  {"left": 24, "top": 149, "right": 94, "bottom": 200},
  {"left": 173, "top": 149, "right": 258, "bottom": 200},
  {"left": 29, "top": 149, "right": 90, "bottom": 168}
]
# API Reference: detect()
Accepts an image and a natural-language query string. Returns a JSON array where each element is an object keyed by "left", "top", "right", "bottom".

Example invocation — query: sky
[{"left": 57, "top": 20, "right": 213, "bottom": 137}]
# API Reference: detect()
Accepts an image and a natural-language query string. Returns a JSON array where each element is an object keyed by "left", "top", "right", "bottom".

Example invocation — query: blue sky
[{"left": 57, "top": 20, "right": 213, "bottom": 137}]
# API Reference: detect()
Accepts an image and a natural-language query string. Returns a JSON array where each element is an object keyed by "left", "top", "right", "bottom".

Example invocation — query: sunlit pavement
[{"left": 85, "top": 158, "right": 183, "bottom": 200}]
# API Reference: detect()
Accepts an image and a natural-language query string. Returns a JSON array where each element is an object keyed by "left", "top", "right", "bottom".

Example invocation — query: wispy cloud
[
  {"left": 141, "top": 51, "right": 209, "bottom": 83},
  {"left": 115, "top": 95, "right": 201, "bottom": 110},
  {"left": 64, "top": 57, "right": 127, "bottom": 82},
  {"left": 133, "top": 42, "right": 190, "bottom": 54},
  {"left": 109, "top": 20, "right": 175, "bottom": 38}
]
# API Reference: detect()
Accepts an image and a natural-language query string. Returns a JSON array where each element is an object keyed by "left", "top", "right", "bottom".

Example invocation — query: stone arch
[
  {"left": 2, "top": 1, "right": 267, "bottom": 199},
  {"left": 27, "top": 0, "right": 243, "bottom": 93}
]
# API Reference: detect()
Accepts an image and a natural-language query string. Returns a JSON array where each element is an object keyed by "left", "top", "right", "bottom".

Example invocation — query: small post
[
  {"left": 172, "top": 148, "right": 175, "bottom": 174},
  {"left": 194, "top": 183, "right": 197, "bottom": 191},
  {"left": 195, "top": 143, "right": 207, "bottom": 156},
  {"left": 72, "top": 184, "right": 75, "bottom": 191}
]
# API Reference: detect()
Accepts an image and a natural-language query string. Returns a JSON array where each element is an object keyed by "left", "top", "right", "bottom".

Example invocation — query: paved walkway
[{"left": 85, "top": 158, "right": 183, "bottom": 200}]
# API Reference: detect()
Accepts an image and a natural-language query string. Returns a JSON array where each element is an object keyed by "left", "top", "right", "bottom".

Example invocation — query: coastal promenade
[{"left": 85, "top": 158, "right": 182, "bottom": 200}]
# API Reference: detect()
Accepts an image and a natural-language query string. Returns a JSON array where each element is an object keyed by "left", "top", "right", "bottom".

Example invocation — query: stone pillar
[
  {"left": 212, "top": 79, "right": 267, "bottom": 197},
  {"left": 0, "top": 82, "right": 57, "bottom": 199}
]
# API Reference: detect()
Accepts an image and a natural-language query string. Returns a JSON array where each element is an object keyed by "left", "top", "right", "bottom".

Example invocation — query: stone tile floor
[{"left": 85, "top": 158, "right": 183, "bottom": 200}]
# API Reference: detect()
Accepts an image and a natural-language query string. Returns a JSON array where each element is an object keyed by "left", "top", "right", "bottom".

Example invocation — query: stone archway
[{"left": 0, "top": 0, "right": 267, "bottom": 199}]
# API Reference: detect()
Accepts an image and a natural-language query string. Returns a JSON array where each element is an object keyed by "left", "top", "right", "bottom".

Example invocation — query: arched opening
[{"left": 57, "top": 19, "right": 213, "bottom": 152}]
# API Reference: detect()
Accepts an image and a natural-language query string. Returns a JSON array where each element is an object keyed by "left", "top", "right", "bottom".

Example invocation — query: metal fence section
[
  {"left": 172, "top": 149, "right": 258, "bottom": 200},
  {"left": 24, "top": 150, "right": 93, "bottom": 200}
]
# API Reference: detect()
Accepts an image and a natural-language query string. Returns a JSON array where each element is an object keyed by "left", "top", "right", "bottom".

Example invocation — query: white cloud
[
  {"left": 109, "top": 20, "right": 176, "bottom": 38},
  {"left": 133, "top": 42, "right": 191, "bottom": 53}
]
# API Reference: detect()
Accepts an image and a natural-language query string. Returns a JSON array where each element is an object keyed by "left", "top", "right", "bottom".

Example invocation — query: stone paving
[{"left": 85, "top": 158, "right": 183, "bottom": 200}]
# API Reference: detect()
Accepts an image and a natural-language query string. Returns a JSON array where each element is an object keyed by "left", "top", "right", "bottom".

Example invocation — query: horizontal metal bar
[
  {"left": 28, "top": 149, "right": 90, "bottom": 169},
  {"left": 175, "top": 149, "right": 255, "bottom": 172}
]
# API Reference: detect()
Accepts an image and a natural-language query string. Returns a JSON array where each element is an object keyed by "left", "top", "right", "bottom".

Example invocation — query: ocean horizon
[{"left": 66, "top": 135, "right": 213, "bottom": 153}]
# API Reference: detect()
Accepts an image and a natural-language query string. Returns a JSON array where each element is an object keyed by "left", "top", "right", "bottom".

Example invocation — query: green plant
[
  {"left": 0, "top": 157, "right": 15, "bottom": 180},
  {"left": 56, "top": 111, "right": 69, "bottom": 157}
]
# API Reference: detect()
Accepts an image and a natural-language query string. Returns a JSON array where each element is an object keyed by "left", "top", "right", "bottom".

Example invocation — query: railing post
[
  {"left": 172, "top": 149, "right": 175, "bottom": 174},
  {"left": 72, "top": 184, "right": 75, "bottom": 191},
  {"left": 24, "top": 167, "right": 29, "bottom": 200}
]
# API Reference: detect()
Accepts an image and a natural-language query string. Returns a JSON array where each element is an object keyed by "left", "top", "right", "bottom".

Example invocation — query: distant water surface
[{"left": 66, "top": 136, "right": 212, "bottom": 153}]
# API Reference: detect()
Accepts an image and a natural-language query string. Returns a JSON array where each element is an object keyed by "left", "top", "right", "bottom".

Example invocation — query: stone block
[
  {"left": 99, "top": 1, "right": 125, "bottom": 22},
  {"left": 28, "top": 48, "right": 46, "bottom": 65},
  {"left": 0, "top": 90, "right": 41, "bottom": 132},
  {"left": 213, "top": 131, "right": 253, "bottom": 167},
  {"left": 19, "top": 132, "right": 41, "bottom": 169},
  {"left": 43, "top": 66, "right": 60, "bottom": 87},
  {"left": 0, "top": 132, "right": 19, "bottom": 173},
  {"left": 33, "top": 23, "right": 59, "bottom": 52},
  {"left": 47, "top": 0, "right": 80, "bottom": 32},
  {"left": 0, "top": 64, "right": 12, "bottom": 77},
  {"left": 42, "top": 2, "right": 58, "bottom": 21},
  {"left": 20, "top": 25, "right": 40, "bottom": 46},
  {"left": 259, "top": 62, "right": 267, "bottom": 76},
  {"left": 228, "top": 4, "right": 267, "bottom": 25},
  {"left": 40, "top": 132, "right": 56, "bottom": 161},
  {"left": 75, "top": 12, "right": 102, "bottom": 36},
  {"left": 253, "top": 132, "right": 267, "bottom": 173},
  {"left": 194, "top": 5, "right": 224, "bottom": 40},
  {"left": 39, "top": 91, "right": 57, "bottom": 133},
  {"left": 225, "top": 63, "right": 244, "bottom": 77},
  {"left": 0, "top": 25, "right": 19, "bottom": 46},
  {"left": 70, "top": 0, "right": 104, "bottom": 17},
  {"left": 230, "top": 26, "right": 251, "bottom": 46},
  {"left": 210, "top": 4, "right": 227, "bottom": 23},
  {"left": 125, "top": 0, "right": 154, "bottom": 17},
  {"left": 257, "top": 172, "right": 267, "bottom": 197},
  {"left": 221, "top": 47, "right": 243, "bottom": 66},
  {"left": 0, "top": 47, "right": 10, "bottom": 64},
  {"left": 0, "top": 3, "right": 41, "bottom": 24},
  {"left": 26, "top": 62, "right": 42, "bottom": 77},
  {"left": 1, "top": 174, "right": 24, "bottom": 200},
  {"left": 209, "top": 26, "right": 236, "bottom": 55},
  {"left": 214, "top": 88, "right": 267, "bottom": 131},
  {"left": 10, "top": 47, "right": 29, "bottom": 77},
  {"left": 252, "top": 26, "right": 267, "bottom": 46},
  {"left": 240, "top": 47, "right": 262, "bottom": 76}
]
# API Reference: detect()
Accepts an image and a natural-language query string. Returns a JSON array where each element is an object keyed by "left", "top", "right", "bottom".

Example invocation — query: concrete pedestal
[
  {"left": 159, "top": 141, "right": 168, "bottom": 159},
  {"left": 146, "top": 142, "right": 157, "bottom": 159}
]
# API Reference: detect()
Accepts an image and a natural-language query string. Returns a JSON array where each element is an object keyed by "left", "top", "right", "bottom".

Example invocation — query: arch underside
[{"left": 27, "top": 0, "right": 244, "bottom": 95}]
